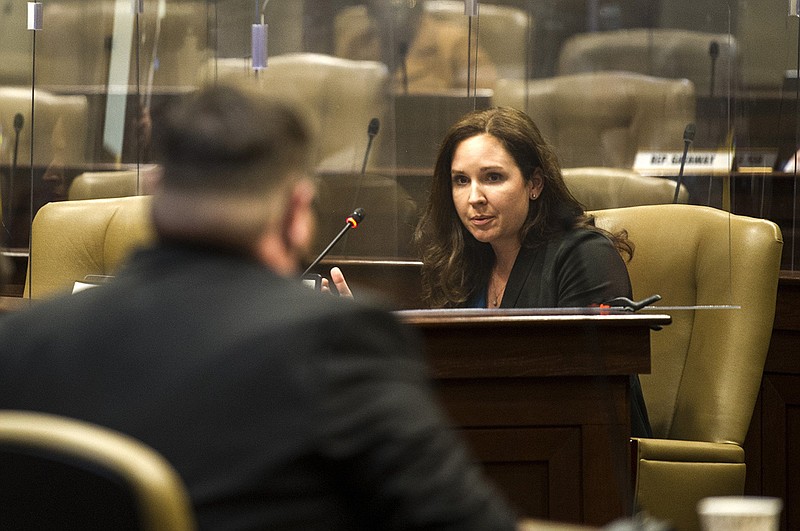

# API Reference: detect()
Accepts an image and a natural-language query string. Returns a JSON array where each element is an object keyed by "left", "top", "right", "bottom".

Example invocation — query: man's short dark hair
[{"left": 153, "top": 82, "right": 313, "bottom": 197}]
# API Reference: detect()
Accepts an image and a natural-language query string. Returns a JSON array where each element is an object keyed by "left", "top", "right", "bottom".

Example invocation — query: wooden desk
[
  {"left": 744, "top": 271, "right": 800, "bottom": 531},
  {"left": 398, "top": 308, "right": 670, "bottom": 527}
]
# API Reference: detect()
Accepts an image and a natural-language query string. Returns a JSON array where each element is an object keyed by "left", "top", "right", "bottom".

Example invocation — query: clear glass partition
[{"left": 0, "top": 0, "right": 794, "bottom": 304}]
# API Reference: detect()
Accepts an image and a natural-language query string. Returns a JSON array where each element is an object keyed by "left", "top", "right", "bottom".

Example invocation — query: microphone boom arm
[{"left": 302, "top": 208, "right": 365, "bottom": 276}]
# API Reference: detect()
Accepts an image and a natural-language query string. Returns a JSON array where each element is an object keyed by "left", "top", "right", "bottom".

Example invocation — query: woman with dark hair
[
  {"left": 416, "top": 105, "right": 633, "bottom": 309},
  {"left": 328, "top": 106, "right": 651, "bottom": 437}
]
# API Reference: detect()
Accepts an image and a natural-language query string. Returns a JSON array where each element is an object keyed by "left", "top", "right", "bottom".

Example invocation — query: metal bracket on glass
[
  {"left": 252, "top": 23, "right": 268, "bottom": 70},
  {"left": 464, "top": 0, "right": 478, "bottom": 17},
  {"left": 27, "top": 2, "right": 42, "bottom": 30}
]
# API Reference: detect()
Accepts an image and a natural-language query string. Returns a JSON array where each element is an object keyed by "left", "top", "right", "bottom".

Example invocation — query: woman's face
[{"left": 450, "top": 134, "right": 543, "bottom": 252}]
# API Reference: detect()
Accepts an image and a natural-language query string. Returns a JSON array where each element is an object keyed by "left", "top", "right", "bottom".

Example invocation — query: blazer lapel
[{"left": 500, "top": 245, "right": 540, "bottom": 308}]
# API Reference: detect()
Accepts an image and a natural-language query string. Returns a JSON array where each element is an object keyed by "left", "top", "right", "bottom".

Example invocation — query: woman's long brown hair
[{"left": 414, "top": 106, "right": 632, "bottom": 308}]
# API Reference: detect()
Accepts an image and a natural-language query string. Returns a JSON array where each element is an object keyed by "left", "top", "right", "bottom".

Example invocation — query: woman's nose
[{"left": 468, "top": 183, "right": 486, "bottom": 204}]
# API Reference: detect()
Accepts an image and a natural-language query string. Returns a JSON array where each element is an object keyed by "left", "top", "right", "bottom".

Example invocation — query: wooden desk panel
[
  {"left": 317, "top": 258, "right": 799, "bottom": 527},
  {"left": 744, "top": 271, "right": 800, "bottom": 531},
  {"left": 398, "top": 309, "right": 668, "bottom": 527}
]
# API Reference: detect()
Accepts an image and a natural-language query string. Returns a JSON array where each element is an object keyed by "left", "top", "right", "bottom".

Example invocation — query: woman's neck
[{"left": 491, "top": 241, "right": 522, "bottom": 276}]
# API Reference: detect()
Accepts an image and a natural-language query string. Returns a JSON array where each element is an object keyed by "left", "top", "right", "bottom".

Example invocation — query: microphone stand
[
  {"left": 302, "top": 208, "right": 365, "bottom": 276},
  {"left": 398, "top": 42, "right": 409, "bottom": 96},
  {"left": 708, "top": 41, "right": 719, "bottom": 99},
  {"left": 361, "top": 118, "right": 380, "bottom": 175},
  {"left": 7, "top": 113, "right": 23, "bottom": 231},
  {"left": 673, "top": 123, "right": 696, "bottom": 204}
]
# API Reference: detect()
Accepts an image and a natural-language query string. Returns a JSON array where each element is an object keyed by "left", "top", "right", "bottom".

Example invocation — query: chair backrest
[
  {"left": 423, "top": 0, "right": 532, "bottom": 80},
  {"left": 25, "top": 196, "right": 154, "bottom": 299},
  {"left": 556, "top": 28, "right": 739, "bottom": 98},
  {"left": 562, "top": 167, "right": 688, "bottom": 209},
  {"left": 0, "top": 87, "right": 88, "bottom": 167},
  {"left": 68, "top": 167, "right": 160, "bottom": 200},
  {"left": 493, "top": 72, "right": 696, "bottom": 168},
  {"left": 591, "top": 204, "right": 782, "bottom": 444},
  {"left": 0, "top": 410, "right": 196, "bottom": 531},
  {"left": 315, "top": 173, "right": 418, "bottom": 258},
  {"left": 208, "top": 53, "right": 391, "bottom": 172}
]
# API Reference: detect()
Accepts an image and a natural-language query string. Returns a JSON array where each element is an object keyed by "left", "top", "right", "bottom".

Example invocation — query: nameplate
[
  {"left": 634, "top": 150, "right": 732, "bottom": 176},
  {"left": 736, "top": 150, "right": 778, "bottom": 173},
  {"left": 72, "top": 274, "right": 114, "bottom": 294},
  {"left": 72, "top": 281, "right": 102, "bottom": 294}
]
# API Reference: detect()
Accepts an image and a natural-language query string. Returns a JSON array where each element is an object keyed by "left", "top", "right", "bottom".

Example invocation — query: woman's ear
[{"left": 529, "top": 168, "right": 544, "bottom": 200}]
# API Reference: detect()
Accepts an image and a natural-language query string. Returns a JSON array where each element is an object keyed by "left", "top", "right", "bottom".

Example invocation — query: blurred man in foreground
[{"left": 0, "top": 82, "right": 520, "bottom": 530}]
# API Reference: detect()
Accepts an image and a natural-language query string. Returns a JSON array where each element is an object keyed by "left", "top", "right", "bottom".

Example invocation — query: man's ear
[
  {"left": 283, "top": 179, "right": 317, "bottom": 257},
  {"left": 254, "top": 178, "right": 317, "bottom": 275}
]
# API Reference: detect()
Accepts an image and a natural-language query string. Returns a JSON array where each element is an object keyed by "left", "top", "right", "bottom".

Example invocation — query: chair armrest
[
  {"left": 631, "top": 438, "right": 746, "bottom": 530},
  {"left": 632, "top": 438, "right": 744, "bottom": 463}
]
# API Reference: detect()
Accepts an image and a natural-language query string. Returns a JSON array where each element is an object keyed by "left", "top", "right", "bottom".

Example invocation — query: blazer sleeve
[
  {"left": 308, "top": 306, "right": 517, "bottom": 530},
  {"left": 553, "top": 230, "right": 633, "bottom": 308}
]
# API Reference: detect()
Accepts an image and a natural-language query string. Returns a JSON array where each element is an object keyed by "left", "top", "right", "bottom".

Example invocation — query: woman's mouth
[{"left": 470, "top": 215, "right": 494, "bottom": 226}]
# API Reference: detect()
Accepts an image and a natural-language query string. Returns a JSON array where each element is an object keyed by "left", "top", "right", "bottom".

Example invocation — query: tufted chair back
[
  {"left": 25, "top": 196, "right": 154, "bottom": 299},
  {"left": 591, "top": 204, "right": 782, "bottom": 531},
  {"left": 423, "top": 0, "right": 532, "bottom": 80},
  {"left": 0, "top": 87, "right": 88, "bottom": 168},
  {"left": 493, "top": 72, "right": 695, "bottom": 169},
  {"left": 208, "top": 53, "right": 391, "bottom": 173},
  {"left": 557, "top": 28, "right": 738, "bottom": 98},
  {"left": 68, "top": 167, "right": 161, "bottom": 201},
  {"left": 562, "top": 167, "right": 687, "bottom": 209}
]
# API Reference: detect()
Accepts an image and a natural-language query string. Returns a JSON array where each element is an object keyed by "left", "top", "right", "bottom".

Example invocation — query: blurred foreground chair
[
  {"left": 590, "top": 204, "right": 782, "bottom": 531},
  {"left": 25, "top": 196, "right": 154, "bottom": 299},
  {"left": 207, "top": 53, "right": 391, "bottom": 172},
  {"left": 493, "top": 72, "right": 695, "bottom": 168},
  {"left": 0, "top": 410, "right": 196, "bottom": 531},
  {"left": 563, "top": 167, "right": 687, "bottom": 210},
  {"left": 557, "top": 29, "right": 738, "bottom": 98}
]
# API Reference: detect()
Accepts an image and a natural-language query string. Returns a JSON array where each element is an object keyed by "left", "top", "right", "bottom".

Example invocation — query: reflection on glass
[{"left": 0, "top": 0, "right": 798, "bottom": 298}]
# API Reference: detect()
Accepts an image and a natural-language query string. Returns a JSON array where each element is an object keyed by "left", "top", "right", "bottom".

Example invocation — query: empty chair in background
[
  {"left": 556, "top": 28, "right": 738, "bottom": 98},
  {"left": 333, "top": 0, "right": 498, "bottom": 93},
  {"left": 493, "top": 72, "right": 696, "bottom": 169},
  {"left": 207, "top": 52, "right": 391, "bottom": 172},
  {"left": 562, "top": 167, "right": 689, "bottom": 209}
]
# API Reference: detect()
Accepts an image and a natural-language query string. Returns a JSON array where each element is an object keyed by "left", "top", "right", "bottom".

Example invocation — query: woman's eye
[
  {"left": 486, "top": 173, "right": 503, "bottom": 182},
  {"left": 452, "top": 175, "right": 469, "bottom": 185}
]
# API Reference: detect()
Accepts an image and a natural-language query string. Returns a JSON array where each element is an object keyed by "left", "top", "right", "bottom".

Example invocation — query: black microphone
[
  {"left": 672, "top": 123, "right": 696, "bottom": 204},
  {"left": 360, "top": 118, "right": 380, "bottom": 175},
  {"left": 7, "top": 113, "right": 24, "bottom": 229},
  {"left": 398, "top": 42, "right": 409, "bottom": 95},
  {"left": 709, "top": 41, "right": 719, "bottom": 98},
  {"left": 302, "top": 208, "right": 365, "bottom": 276}
]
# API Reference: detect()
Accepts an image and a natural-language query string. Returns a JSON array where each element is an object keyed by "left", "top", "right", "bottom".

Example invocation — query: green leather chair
[{"left": 591, "top": 204, "right": 783, "bottom": 531}]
